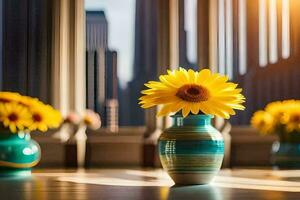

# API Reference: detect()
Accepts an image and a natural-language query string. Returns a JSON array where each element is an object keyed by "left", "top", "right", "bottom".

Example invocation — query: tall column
[
  {"left": 197, "top": 0, "right": 209, "bottom": 68},
  {"left": 73, "top": 0, "right": 86, "bottom": 114},
  {"left": 209, "top": 0, "right": 219, "bottom": 72},
  {"left": 51, "top": 0, "right": 86, "bottom": 116},
  {"left": 169, "top": 0, "right": 180, "bottom": 69},
  {"left": 51, "top": 0, "right": 86, "bottom": 167}
]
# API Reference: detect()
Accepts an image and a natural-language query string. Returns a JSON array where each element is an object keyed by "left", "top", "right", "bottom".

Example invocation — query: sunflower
[
  {"left": 265, "top": 101, "right": 291, "bottom": 124},
  {"left": 28, "top": 104, "right": 62, "bottom": 132},
  {"left": 28, "top": 108, "right": 49, "bottom": 132},
  {"left": 42, "top": 104, "right": 62, "bottom": 128},
  {"left": 0, "top": 103, "right": 32, "bottom": 133},
  {"left": 251, "top": 110, "right": 274, "bottom": 134},
  {"left": 282, "top": 101, "right": 300, "bottom": 132},
  {"left": 285, "top": 111, "right": 300, "bottom": 132},
  {"left": 139, "top": 68, "right": 245, "bottom": 118},
  {"left": 0, "top": 92, "right": 22, "bottom": 103},
  {"left": 19, "top": 95, "right": 40, "bottom": 107}
]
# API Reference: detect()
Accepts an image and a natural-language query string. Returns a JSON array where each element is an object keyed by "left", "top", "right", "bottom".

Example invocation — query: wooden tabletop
[{"left": 0, "top": 169, "right": 300, "bottom": 200}]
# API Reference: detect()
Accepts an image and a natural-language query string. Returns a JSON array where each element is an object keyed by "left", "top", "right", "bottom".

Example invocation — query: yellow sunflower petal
[
  {"left": 182, "top": 106, "right": 191, "bottom": 117},
  {"left": 139, "top": 68, "right": 245, "bottom": 119},
  {"left": 157, "top": 104, "right": 174, "bottom": 117}
]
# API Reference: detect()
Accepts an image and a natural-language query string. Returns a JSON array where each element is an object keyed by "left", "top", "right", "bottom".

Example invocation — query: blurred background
[{"left": 0, "top": 0, "right": 299, "bottom": 168}]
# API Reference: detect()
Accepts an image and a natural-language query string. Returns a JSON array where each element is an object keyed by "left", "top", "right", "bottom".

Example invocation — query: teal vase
[
  {"left": 271, "top": 132, "right": 300, "bottom": 169},
  {"left": 158, "top": 114, "right": 224, "bottom": 185},
  {"left": 0, "top": 131, "right": 41, "bottom": 177}
]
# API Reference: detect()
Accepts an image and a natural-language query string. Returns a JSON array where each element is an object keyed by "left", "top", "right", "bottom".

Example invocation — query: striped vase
[
  {"left": 0, "top": 131, "right": 41, "bottom": 177},
  {"left": 158, "top": 114, "right": 224, "bottom": 185}
]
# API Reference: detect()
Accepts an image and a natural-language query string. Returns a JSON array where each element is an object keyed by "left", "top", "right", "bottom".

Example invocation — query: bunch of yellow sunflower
[
  {"left": 0, "top": 91, "right": 62, "bottom": 133},
  {"left": 251, "top": 100, "right": 300, "bottom": 135},
  {"left": 139, "top": 68, "right": 245, "bottom": 119}
]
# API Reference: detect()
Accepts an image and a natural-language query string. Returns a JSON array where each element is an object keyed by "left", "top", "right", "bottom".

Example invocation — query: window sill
[{"left": 230, "top": 126, "right": 277, "bottom": 167}]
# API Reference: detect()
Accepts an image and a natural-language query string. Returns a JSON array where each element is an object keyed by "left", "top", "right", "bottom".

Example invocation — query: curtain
[{"left": 1, "top": 0, "right": 52, "bottom": 103}]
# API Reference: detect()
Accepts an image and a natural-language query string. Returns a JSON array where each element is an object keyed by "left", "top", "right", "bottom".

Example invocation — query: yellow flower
[
  {"left": 0, "top": 91, "right": 39, "bottom": 108},
  {"left": 28, "top": 108, "right": 49, "bottom": 132},
  {"left": 282, "top": 101, "right": 300, "bottom": 132},
  {"left": 0, "top": 103, "right": 32, "bottom": 133},
  {"left": 0, "top": 92, "right": 22, "bottom": 103},
  {"left": 19, "top": 95, "right": 40, "bottom": 107},
  {"left": 265, "top": 100, "right": 295, "bottom": 124},
  {"left": 28, "top": 104, "right": 62, "bottom": 132},
  {"left": 251, "top": 110, "right": 274, "bottom": 135},
  {"left": 139, "top": 68, "right": 245, "bottom": 118},
  {"left": 47, "top": 107, "right": 63, "bottom": 128},
  {"left": 285, "top": 110, "right": 300, "bottom": 132},
  {"left": 0, "top": 92, "right": 62, "bottom": 133}
]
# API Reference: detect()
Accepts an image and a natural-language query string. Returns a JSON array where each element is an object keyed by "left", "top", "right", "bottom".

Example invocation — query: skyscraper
[
  {"left": 126, "top": 0, "right": 159, "bottom": 126},
  {"left": 86, "top": 11, "right": 108, "bottom": 51},
  {"left": 105, "top": 51, "right": 118, "bottom": 100},
  {"left": 86, "top": 11, "right": 119, "bottom": 129},
  {"left": 105, "top": 50, "right": 119, "bottom": 132},
  {"left": 86, "top": 11, "right": 108, "bottom": 116},
  {"left": 120, "top": 0, "right": 196, "bottom": 126}
]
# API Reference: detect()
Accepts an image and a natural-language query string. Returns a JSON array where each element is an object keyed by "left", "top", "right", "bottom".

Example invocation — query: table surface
[{"left": 1, "top": 169, "right": 300, "bottom": 200}]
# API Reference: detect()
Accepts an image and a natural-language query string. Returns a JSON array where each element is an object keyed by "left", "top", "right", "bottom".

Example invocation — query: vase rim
[{"left": 171, "top": 114, "right": 214, "bottom": 118}]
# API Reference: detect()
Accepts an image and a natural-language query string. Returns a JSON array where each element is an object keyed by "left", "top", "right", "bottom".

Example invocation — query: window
[
  {"left": 230, "top": 0, "right": 300, "bottom": 125},
  {"left": 183, "top": 0, "right": 300, "bottom": 126},
  {"left": 85, "top": 0, "right": 300, "bottom": 128},
  {"left": 85, "top": 0, "right": 158, "bottom": 128}
]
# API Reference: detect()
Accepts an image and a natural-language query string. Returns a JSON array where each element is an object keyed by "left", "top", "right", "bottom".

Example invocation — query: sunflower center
[
  {"left": 258, "top": 120, "right": 266, "bottom": 128},
  {"left": 0, "top": 98, "right": 10, "bottom": 103},
  {"left": 33, "top": 114, "right": 42, "bottom": 122},
  {"left": 8, "top": 113, "right": 18, "bottom": 122},
  {"left": 176, "top": 84, "right": 210, "bottom": 102}
]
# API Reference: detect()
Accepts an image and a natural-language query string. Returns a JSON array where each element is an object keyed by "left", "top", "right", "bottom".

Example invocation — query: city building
[
  {"left": 125, "top": 0, "right": 159, "bottom": 126},
  {"left": 86, "top": 11, "right": 119, "bottom": 130}
]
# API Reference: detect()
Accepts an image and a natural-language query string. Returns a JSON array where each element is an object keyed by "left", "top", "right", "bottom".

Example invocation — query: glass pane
[
  {"left": 182, "top": 0, "right": 300, "bottom": 126},
  {"left": 85, "top": 0, "right": 146, "bottom": 129},
  {"left": 85, "top": 0, "right": 300, "bottom": 127},
  {"left": 229, "top": 0, "right": 300, "bottom": 125},
  {"left": 196, "top": 0, "right": 300, "bottom": 125}
]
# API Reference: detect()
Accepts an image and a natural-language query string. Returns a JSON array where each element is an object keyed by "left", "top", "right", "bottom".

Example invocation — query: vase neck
[
  {"left": 0, "top": 131, "right": 31, "bottom": 140},
  {"left": 172, "top": 114, "right": 213, "bottom": 126}
]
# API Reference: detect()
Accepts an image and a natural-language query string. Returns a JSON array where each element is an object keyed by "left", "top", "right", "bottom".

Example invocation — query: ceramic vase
[
  {"left": 158, "top": 114, "right": 224, "bottom": 185},
  {"left": 0, "top": 131, "right": 41, "bottom": 177},
  {"left": 271, "top": 132, "right": 300, "bottom": 169}
]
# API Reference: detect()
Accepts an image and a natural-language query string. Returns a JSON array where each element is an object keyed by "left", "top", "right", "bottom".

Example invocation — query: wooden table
[{"left": 0, "top": 169, "right": 300, "bottom": 200}]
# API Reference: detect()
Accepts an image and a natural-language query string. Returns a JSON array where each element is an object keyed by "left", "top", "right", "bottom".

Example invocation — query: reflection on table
[{"left": 0, "top": 169, "right": 300, "bottom": 200}]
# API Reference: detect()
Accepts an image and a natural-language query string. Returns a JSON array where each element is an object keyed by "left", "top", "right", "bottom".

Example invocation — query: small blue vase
[
  {"left": 271, "top": 141, "right": 300, "bottom": 169},
  {"left": 158, "top": 114, "right": 224, "bottom": 185},
  {"left": 0, "top": 131, "right": 41, "bottom": 177}
]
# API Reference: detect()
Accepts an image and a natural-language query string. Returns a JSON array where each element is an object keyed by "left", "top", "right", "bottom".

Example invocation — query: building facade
[{"left": 86, "top": 11, "right": 119, "bottom": 130}]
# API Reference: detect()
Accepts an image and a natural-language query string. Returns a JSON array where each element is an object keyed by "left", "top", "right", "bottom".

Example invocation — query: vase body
[
  {"left": 271, "top": 132, "right": 300, "bottom": 169},
  {"left": 158, "top": 114, "right": 224, "bottom": 185},
  {"left": 0, "top": 131, "right": 41, "bottom": 176}
]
